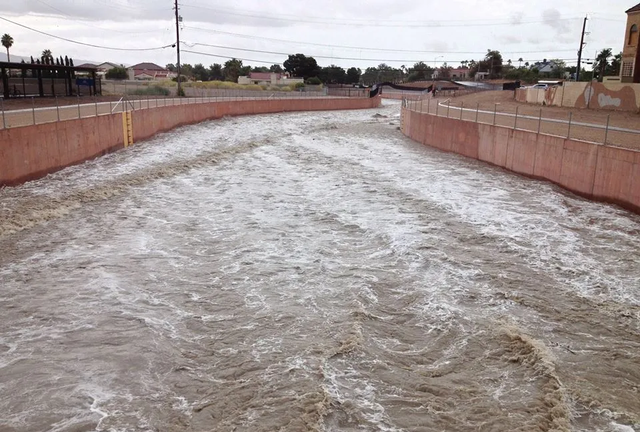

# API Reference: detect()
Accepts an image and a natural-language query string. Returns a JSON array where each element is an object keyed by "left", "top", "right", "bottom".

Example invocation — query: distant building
[
  {"left": 475, "top": 72, "right": 490, "bottom": 81},
  {"left": 96, "top": 62, "right": 120, "bottom": 77},
  {"left": 238, "top": 72, "right": 304, "bottom": 86},
  {"left": 530, "top": 60, "right": 562, "bottom": 76},
  {"left": 621, "top": 3, "right": 640, "bottom": 83},
  {"left": 451, "top": 67, "right": 470, "bottom": 80},
  {"left": 128, "top": 62, "right": 175, "bottom": 80}
]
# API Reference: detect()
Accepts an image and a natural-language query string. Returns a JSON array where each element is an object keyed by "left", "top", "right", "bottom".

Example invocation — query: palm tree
[
  {"left": 518, "top": 57, "right": 524, "bottom": 68},
  {"left": 41, "top": 49, "right": 53, "bottom": 64},
  {"left": 594, "top": 48, "right": 612, "bottom": 81},
  {"left": 1, "top": 34, "right": 13, "bottom": 62}
]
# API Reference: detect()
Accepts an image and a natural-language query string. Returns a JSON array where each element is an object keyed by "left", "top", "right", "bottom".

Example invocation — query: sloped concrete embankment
[
  {"left": 401, "top": 107, "right": 640, "bottom": 214},
  {"left": 0, "top": 97, "right": 381, "bottom": 186}
]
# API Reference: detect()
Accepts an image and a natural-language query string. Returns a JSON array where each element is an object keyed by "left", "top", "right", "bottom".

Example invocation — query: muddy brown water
[{"left": 0, "top": 101, "right": 639, "bottom": 432}]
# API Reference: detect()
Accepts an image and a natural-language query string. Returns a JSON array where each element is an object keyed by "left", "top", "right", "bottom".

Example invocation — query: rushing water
[{"left": 0, "top": 101, "right": 639, "bottom": 432}]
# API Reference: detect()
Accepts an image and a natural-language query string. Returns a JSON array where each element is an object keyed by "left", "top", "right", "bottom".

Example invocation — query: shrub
[
  {"left": 105, "top": 66, "right": 128, "bottom": 80},
  {"left": 291, "top": 82, "right": 305, "bottom": 90},
  {"left": 128, "top": 85, "right": 170, "bottom": 96},
  {"left": 306, "top": 77, "right": 322, "bottom": 85}
]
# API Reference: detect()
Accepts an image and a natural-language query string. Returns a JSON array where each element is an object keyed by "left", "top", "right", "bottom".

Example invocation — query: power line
[
  {"left": 182, "top": 47, "right": 577, "bottom": 67},
  {"left": 32, "top": 0, "right": 172, "bottom": 35},
  {"left": 182, "top": 42, "right": 578, "bottom": 65},
  {"left": 0, "top": 16, "right": 175, "bottom": 51},
  {"left": 180, "top": 4, "right": 581, "bottom": 28},
  {"left": 181, "top": 49, "right": 276, "bottom": 65},
  {"left": 184, "top": 26, "right": 577, "bottom": 55}
]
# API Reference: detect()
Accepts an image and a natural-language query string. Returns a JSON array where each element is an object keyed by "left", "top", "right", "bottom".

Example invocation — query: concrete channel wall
[
  {"left": 0, "top": 97, "right": 381, "bottom": 186},
  {"left": 401, "top": 107, "right": 640, "bottom": 214}
]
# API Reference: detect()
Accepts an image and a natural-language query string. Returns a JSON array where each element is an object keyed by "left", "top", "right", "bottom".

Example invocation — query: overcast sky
[{"left": 0, "top": 0, "right": 634, "bottom": 70}]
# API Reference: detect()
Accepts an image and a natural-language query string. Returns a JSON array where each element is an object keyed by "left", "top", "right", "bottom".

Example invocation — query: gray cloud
[
  {"left": 497, "top": 34, "right": 522, "bottom": 44},
  {"left": 542, "top": 8, "right": 571, "bottom": 35}
]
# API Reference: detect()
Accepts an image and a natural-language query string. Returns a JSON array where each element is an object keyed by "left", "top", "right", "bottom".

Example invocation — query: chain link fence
[
  {"left": 404, "top": 97, "right": 640, "bottom": 151},
  {"left": 0, "top": 93, "right": 359, "bottom": 129}
]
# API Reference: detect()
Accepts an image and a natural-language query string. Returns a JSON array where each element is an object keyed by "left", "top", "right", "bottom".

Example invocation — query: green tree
[
  {"left": 438, "top": 62, "right": 453, "bottom": 79},
  {"left": 269, "top": 64, "right": 284, "bottom": 73},
  {"left": 180, "top": 63, "right": 194, "bottom": 78},
  {"left": 252, "top": 66, "right": 269, "bottom": 73},
  {"left": 548, "top": 59, "right": 567, "bottom": 79},
  {"left": 1, "top": 34, "right": 13, "bottom": 62},
  {"left": 166, "top": 63, "right": 176, "bottom": 72},
  {"left": 105, "top": 66, "right": 128, "bottom": 80},
  {"left": 41, "top": 49, "right": 53, "bottom": 64},
  {"left": 306, "top": 77, "right": 322, "bottom": 85},
  {"left": 485, "top": 50, "right": 503, "bottom": 78},
  {"left": 209, "top": 63, "right": 223, "bottom": 81},
  {"left": 193, "top": 63, "right": 209, "bottom": 81},
  {"left": 283, "top": 54, "right": 321, "bottom": 80},
  {"left": 319, "top": 64, "right": 347, "bottom": 84},
  {"left": 607, "top": 52, "right": 622, "bottom": 76},
  {"left": 406, "top": 61, "right": 434, "bottom": 82},
  {"left": 223, "top": 58, "right": 244, "bottom": 82},
  {"left": 346, "top": 67, "right": 361, "bottom": 84}
]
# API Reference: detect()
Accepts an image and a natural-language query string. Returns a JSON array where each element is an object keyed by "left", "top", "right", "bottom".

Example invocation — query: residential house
[
  {"left": 128, "top": 62, "right": 175, "bottom": 80},
  {"left": 451, "top": 67, "right": 470, "bottom": 80},
  {"left": 475, "top": 72, "right": 490, "bottom": 81},
  {"left": 96, "top": 62, "right": 120, "bottom": 77},
  {"left": 531, "top": 60, "right": 562, "bottom": 76},
  {"left": 621, "top": 2, "right": 640, "bottom": 83},
  {"left": 238, "top": 72, "right": 304, "bottom": 86}
]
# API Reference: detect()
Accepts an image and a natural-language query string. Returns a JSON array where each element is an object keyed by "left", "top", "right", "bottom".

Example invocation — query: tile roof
[
  {"left": 627, "top": 3, "right": 640, "bottom": 13},
  {"left": 249, "top": 72, "right": 279, "bottom": 80},
  {"left": 130, "top": 62, "right": 166, "bottom": 71}
]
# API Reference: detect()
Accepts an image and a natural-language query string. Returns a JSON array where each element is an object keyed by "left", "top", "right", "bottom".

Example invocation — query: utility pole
[
  {"left": 174, "top": 0, "right": 182, "bottom": 96},
  {"left": 576, "top": 16, "right": 588, "bottom": 82}
]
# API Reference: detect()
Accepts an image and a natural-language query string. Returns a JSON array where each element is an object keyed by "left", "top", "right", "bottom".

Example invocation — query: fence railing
[
  {"left": 403, "top": 97, "right": 640, "bottom": 151},
  {"left": 0, "top": 93, "right": 358, "bottom": 129}
]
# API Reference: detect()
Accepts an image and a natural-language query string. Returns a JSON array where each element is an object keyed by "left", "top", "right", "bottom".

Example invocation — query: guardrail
[
  {"left": 403, "top": 97, "right": 640, "bottom": 151},
  {"left": 0, "top": 93, "right": 357, "bottom": 129}
]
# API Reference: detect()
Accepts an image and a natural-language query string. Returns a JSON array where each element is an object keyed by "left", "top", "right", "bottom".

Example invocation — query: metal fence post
[
  {"left": 567, "top": 112, "right": 573, "bottom": 139},
  {"left": 31, "top": 97, "right": 36, "bottom": 125},
  {"left": 94, "top": 94, "right": 98, "bottom": 117},
  {"left": 436, "top": 100, "right": 439, "bottom": 116},
  {"left": 55, "top": 95, "right": 60, "bottom": 122},
  {"left": 77, "top": 93, "right": 81, "bottom": 119},
  {"left": 514, "top": 105, "right": 519, "bottom": 130},
  {"left": 475, "top": 102, "right": 479, "bottom": 123},
  {"left": 420, "top": 98, "right": 423, "bottom": 113},
  {"left": 493, "top": 103, "right": 497, "bottom": 125},
  {"left": 537, "top": 108, "right": 542, "bottom": 134},
  {"left": 460, "top": 102, "right": 464, "bottom": 120},
  {"left": 1, "top": 98, "right": 5, "bottom": 129},
  {"left": 447, "top": 100, "right": 450, "bottom": 118},
  {"left": 604, "top": 114, "right": 610, "bottom": 145}
]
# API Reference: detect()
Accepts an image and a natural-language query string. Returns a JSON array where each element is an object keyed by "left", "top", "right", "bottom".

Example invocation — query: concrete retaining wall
[
  {"left": 0, "top": 97, "right": 380, "bottom": 186},
  {"left": 516, "top": 82, "right": 640, "bottom": 112},
  {"left": 401, "top": 107, "right": 640, "bottom": 213}
]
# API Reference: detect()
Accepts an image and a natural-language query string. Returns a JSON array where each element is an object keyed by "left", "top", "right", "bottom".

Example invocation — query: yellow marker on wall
[{"left": 122, "top": 111, "right": 133, "bottom": 148}]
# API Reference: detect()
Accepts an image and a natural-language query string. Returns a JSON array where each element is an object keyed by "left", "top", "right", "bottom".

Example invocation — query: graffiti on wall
[{"left": 518, "top": 82, "right": 640, "bottom": 112}]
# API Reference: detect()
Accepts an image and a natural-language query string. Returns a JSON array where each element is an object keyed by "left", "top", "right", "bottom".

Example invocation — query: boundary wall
[
  {"left": 0, "top": 97, "right": 380, "bottom": 186},
  {"left": 401, "top": 106, "right": 640, "bottom": 214},
  {"left": 516, "top": 82, "right": 640, "bottom": 112}
]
